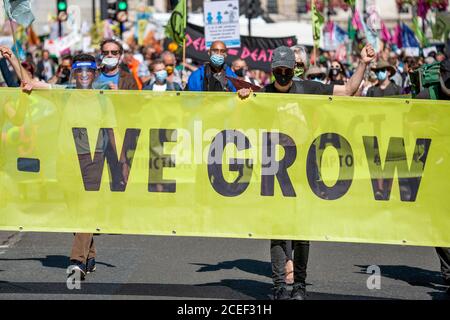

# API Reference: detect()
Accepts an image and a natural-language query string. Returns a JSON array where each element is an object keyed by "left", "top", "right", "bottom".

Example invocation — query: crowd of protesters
[
  {"left": 1, "top": 38, "right": 448, "bottom": 99},
  {"left": 0, "top": 34, "right": 449, "bottom": 300}
]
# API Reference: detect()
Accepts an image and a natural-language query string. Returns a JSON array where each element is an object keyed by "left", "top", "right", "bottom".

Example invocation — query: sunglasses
[
  {"left": 307, "top": 75, "right": 325, "bottom": 80},
  {"left": 295, "top": 62, "right": 305, "bottom": 68},
  {"left": 102, "top": 50, "right": 121, "bottom": 56},
  {"left": 273, "top": 68, "right": 294, "bottom": 76}
]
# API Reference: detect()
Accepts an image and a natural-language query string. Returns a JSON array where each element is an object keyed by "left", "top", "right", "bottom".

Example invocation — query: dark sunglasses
[
  {"left": 295, "top": 62, "right": 305, "bottom": 68},
  {"left": 273, "top": 68, "right": 294, "bottom": 76},
  {"left": 308, "top": 75, "right": 325, "bottom": 80},
  {"left": 102, "top": 50, "right": 121, "bottom": 56}
]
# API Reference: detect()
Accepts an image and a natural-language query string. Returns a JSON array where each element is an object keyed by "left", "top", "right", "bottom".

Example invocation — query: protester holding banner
[
  {"left": 366, "top": 60, "right": 402, "bottom": 97},
  {"left": 186, "top": 40, "right": 237, "bottom": 92},
  {"left": 0, "top": 45, "right": 34, "bottom": 89},
  {"left": 238, "top": 44, "right": 375, "bottom": 300},
  {"left": 413, "top": 57, "right": 450, "bottom": 294},
  {"left": 94, "top": 39, "right": 138, "bottom": 91}
]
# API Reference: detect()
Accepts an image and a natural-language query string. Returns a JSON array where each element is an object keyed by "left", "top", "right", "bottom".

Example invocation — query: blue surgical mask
[
  {"left": 155, "top": 70, "right": 168, "bottom": 83},
  {"left": 210, "top": 54, "right": 225, "bottom": 67},
  {"left": 377, "top": 70, "right": 388, "bottom": 81}
]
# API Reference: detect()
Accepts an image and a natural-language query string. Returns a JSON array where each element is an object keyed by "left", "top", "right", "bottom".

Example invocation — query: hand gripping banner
[{"left": 0, "top": 88, "right": 449, "bottom": 247}]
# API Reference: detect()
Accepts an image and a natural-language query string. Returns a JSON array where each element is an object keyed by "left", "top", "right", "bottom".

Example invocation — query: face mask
[
  {"left": 274, "top": 72, "right": 293, "bottom": 87},
  {"left": 331, "top": 69, "right": 340, "bottom": 78},
  {"left": 294, "top": 67, "right": 304, "bottom": 78},
  {"left": 210, "top": 54, "right": 225, "bottom": 68},
  {"left": 234, "top": 68, "right": 245, "bottom": 77},
  {"left": 377, "top": 70, "right": 388, "bottom": 81},
  {"left": 102, "top": 57, "right": 119, "bottom": 69},
  {"left": 155, "top": 70, "right": 168, "bottom": 83}
]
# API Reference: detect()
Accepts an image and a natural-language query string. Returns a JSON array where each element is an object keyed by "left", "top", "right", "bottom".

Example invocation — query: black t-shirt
[
  {"left": 366, "top": 82, "right": 401, "bottom": 97},
  {"left": 262, "top": 80, "right": 334, "bottom": 95}
]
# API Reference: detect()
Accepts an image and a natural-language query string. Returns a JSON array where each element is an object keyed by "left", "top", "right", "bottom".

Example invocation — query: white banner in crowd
[{"left": 204, "top": 0, "right": 240, "bottom": 49}]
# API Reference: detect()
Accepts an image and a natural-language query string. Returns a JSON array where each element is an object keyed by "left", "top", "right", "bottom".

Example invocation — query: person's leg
[
  {"left": 70, "top": 233, "right": 94, "bottom": 264},
  {"left": 291, "top": 240, "right": 310, "bottom": 299},
  {"left": 293, "top": 240, "right": 309, "bottom": 285},
  {"left": 271, "top": 240, "right": 287, "bottom": 287},
  {"left": 270, "top": 240, "right": 290, "bottom": 299},
  {"left": 87, "top": 236, "right": 96, "bottom": 260},
  {"left": 435, "top": 247, "right": 450, "bottom": 284}
]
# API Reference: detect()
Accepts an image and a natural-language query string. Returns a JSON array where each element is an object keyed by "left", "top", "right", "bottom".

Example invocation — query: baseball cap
[{"left": 272, "top": 46, "right": 296, "bottom": 69}]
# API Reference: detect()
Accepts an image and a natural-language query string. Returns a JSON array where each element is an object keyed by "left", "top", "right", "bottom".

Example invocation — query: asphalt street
[{"left": 0, "top": 232, "right": 448, "bottom": 300}]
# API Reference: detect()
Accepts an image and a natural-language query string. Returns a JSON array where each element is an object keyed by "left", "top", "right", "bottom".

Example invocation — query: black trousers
[
  {"left": 271, "top": 240, "right": 310, "bottom": 287},
  {"left": 436, "top": 247, "right": 450, "bottom": 283}
]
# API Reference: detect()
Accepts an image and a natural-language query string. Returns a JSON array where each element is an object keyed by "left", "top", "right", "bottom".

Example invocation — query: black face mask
[
  {"left": 234, "top": 68, "right": 245, "bottom": 77},
  {"left": 274, "top": 73, "right": 293, "bottom": 86},
  {"left": 331, "top": 69, "right": 340, "bottom": 78}
]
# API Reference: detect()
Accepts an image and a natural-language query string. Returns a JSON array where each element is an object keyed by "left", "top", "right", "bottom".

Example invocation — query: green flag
[
  {"left": 3, "top": 0, "right": 35, "bottom": 28},
  {"left": 312, "top": 0, "right": 324, "bottom": 48},
  {"left": 165, "top": 0, "right": 187, "bottom": 46},
  {"left": 344, "top": 0, "right": 356, "bottom": 8},
  {"left": 413, "top": 17, "right": 428, "bottom": 48},
  {"left": 432, "top": 12, "right": 450, "bottom": 41}
]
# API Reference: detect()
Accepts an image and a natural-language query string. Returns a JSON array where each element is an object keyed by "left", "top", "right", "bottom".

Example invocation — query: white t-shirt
[
  {"left": 152, "top": 83, "right": 167, "bottom": 92},
  {"left": 43, "top": 60, "right": 53, "bottom": 80}
]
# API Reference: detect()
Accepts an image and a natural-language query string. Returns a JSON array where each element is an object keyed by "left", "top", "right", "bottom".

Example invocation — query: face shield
[{"left": 70, "top": 61, "right": 98, "bottom": 89}]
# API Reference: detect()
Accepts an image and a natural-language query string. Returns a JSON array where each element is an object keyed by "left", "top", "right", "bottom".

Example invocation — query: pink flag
[
  {"left": 380, "top": 21, "right": 392, "bottom": 43},
  {"left": 352, "top": 9, "right": 364, "bottom": 31},
  {"left": 326, "top": 21, "right": 334, "bottom": 41},
  {"left": 417, "top": 0, "right": 430, "bottom": 20},
  {"left": 392, "top": 23, "right": 402, "bottom": 49}
]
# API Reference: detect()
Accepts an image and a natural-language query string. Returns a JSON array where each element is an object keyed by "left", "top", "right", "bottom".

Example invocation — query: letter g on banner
[{"left": 207, "top": 130, "right": 253, "bottom": 197}]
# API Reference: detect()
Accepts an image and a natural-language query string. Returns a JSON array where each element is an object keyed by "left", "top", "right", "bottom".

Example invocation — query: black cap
[{"left": 272, "top": 46, "right": 295, "bottom": 69}]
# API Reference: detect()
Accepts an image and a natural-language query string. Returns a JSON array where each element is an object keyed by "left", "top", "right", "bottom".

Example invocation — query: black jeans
[
  {"left": 436, "top": 247, "right": 450, "bottom": 283},
  {"left": 271, "top": 240, "right": 310, "bottom": 287}
]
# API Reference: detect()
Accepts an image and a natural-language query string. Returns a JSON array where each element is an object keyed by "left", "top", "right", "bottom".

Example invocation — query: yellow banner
[{"left": 1, "top": 88, "right": 449, "bottom": 247}]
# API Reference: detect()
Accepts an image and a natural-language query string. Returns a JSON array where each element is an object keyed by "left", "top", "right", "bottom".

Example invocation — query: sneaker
[
  {"left": 271, "top": 286, "right": 290, "bottom": 300},
  {"left": 68, "top": 260, "right": 86, "bottom": 281},
  {"left": 291, "top": 284, "right": 307, "bottom": 300},
  {"left": 86, "top": 258, "right": 96, "bottom": 274}
]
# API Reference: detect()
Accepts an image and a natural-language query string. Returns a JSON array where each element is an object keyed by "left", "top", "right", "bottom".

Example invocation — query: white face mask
[{"left": 102, "top": 57, "right": 119, "bottom": 69}]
